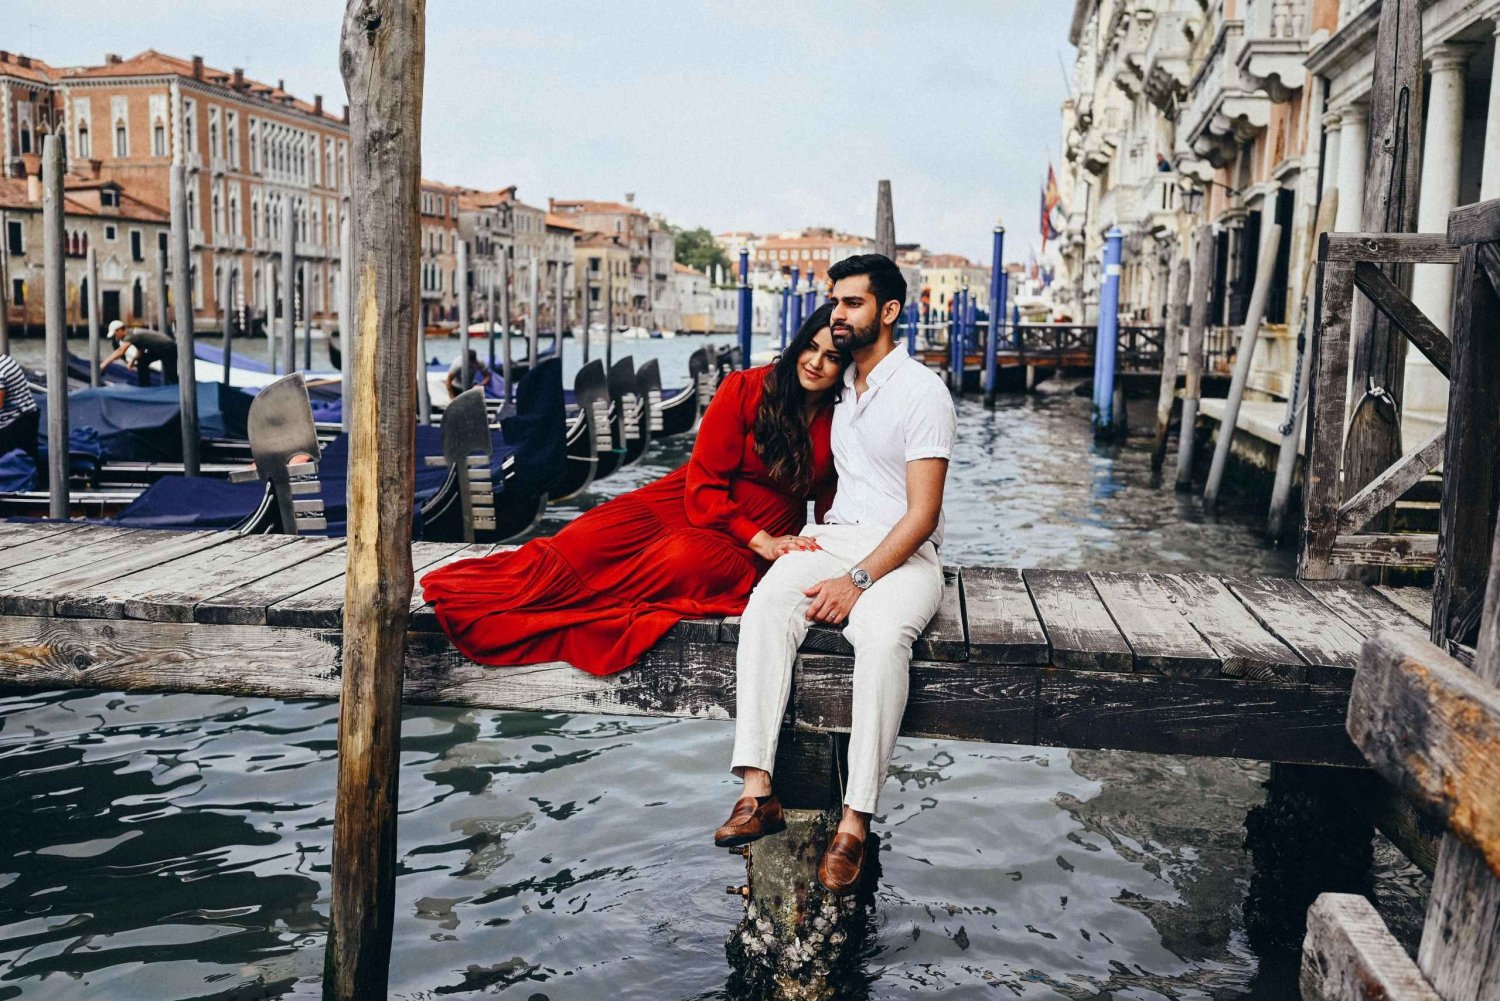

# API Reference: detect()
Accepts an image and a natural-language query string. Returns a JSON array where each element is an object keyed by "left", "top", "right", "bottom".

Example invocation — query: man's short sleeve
[{"left": 904, "top": 371, "right": 957, "bottom": 462}]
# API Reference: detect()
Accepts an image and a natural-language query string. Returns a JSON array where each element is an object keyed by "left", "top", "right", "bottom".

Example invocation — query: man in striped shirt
[{"left": 0, "top": 354, "right": 38, "bottom": 460}]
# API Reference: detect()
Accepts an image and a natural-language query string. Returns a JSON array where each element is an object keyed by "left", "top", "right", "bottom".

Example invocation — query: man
[
  {"left": 0, "top": 352, "right": 39, "bottom": 459},
  {"left": 715, "top": 253, "right": 956, "bottom": 894},
  {"left": 101, "top": 320, "right": 179, "bottom": 386},
  {"left": 446, "top": 349, "right": 491, "bottom": 400}
]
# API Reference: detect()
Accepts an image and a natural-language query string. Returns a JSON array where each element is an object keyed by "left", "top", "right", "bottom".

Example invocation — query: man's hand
[{"left": 804, "top": 574, "right": 862, "bottom": 624}]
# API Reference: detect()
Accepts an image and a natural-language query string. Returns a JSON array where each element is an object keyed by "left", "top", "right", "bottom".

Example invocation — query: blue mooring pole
[
  {"left": 985, "top": 225, "right": 1005, "bottom": 407},
  {"left": 778, "top": 285, "right": 789, "bottom": 351},
  {"left": 905, "top": 302, "right": 917, "bottom": 355},
  {"left": 965, "top": 290, "right": 977, "bottom": 351},
  {"left": 737, "top": 248, "right": 751, "bottom": 368},
  {"left": 1093, "top": 226, "right": 1124, "bottom": 438},
  {"left": 789, "top": 266, "right": 802, "bottom": 340},
  {"left": 950, "top": 290, "right": 965, "bottom": 392}
]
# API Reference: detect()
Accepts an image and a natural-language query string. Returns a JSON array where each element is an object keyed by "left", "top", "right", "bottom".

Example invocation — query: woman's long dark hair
[{"left": 753, "top": 301, "right": 845, "bottom": 494}]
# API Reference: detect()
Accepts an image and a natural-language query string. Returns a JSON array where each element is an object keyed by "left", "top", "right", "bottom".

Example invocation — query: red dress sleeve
[{"left": 684, "top": 370, "right": 764, "bottom": 545}]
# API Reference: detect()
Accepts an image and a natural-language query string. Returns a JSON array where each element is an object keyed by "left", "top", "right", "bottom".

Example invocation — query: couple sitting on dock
[{"left": 423, "top": 253, "right": 956, "bottom": 893}]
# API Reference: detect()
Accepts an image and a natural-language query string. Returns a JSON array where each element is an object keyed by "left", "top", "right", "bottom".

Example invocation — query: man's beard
[{"left": 831, "top": 315, "right": 881, "bottom": 351}]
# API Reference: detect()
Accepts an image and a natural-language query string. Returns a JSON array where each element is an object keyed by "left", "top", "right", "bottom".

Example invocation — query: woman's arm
[{"left": 684, "top": 371, "right": 764, "bottom": 546}]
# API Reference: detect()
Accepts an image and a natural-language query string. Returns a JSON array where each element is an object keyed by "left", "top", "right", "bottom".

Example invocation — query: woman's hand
[{"left": 749, "top": 531, "right": 821, "bottom": 561}]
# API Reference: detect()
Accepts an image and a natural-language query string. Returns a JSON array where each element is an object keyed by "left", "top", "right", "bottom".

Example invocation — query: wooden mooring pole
[
  {"left": 1151, "top": 255, "right": 1191, "bottom": 470},
  {"left": 0, "top": 208, "right": 10, "bottom": 356},
  {"left": 301, "top": 262, "right": 313, "bottom": 372},
  {"left": 1203, "top": 222, "right": 1282, "bottom": 510},
  {"left": 86, "top": 245, "right": 102, "bottom": 388},
  {"left": 339, "top": 213, "right": 353, "bottom": 432},
  {"left": 457, "top": 238, "right": 471, "bottom": 390},
  {"left": 220, "top": 257, "right": 235, "bottom": 386},
  {"left": 170, "top": 164, "right": 201, "bottom": 477},
  {"left": 555, "top": 258, "right": 567, "bottom": 369},
  {"left": 156, "top": 241, "right": 170, "bottom": 339},
  {"left": 325, "top": 1, "right": 424, "bottom": 997},
  {"left": 281, "top": 195, "right": 297, "bottom": 375},
  {"left": 1174, "top": 224, "right": 1214, "bottom": 490},
  {"left": 263, "top": 252, "right": 277, "bottom": 373},
  {"left": 41, "top": 135, "right": 68, "bottom": 519},
  {"left": 500, "top": 252, "right": 513, "bottom": 402}
]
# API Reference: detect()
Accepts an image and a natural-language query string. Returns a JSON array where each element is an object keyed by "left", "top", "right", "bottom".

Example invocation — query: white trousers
[{"left": 729, "top": 522, "right": 943, "bottom": 814}]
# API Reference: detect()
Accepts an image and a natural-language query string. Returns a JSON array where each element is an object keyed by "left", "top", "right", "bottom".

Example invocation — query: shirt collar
[{"left": 844, "top": 343, "right": 911, "bottom": 390}]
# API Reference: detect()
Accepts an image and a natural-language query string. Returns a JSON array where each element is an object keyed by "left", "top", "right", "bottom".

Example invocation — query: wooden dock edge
[{"left": 0, "top": 613, "right": 1364, "bottom": 767}]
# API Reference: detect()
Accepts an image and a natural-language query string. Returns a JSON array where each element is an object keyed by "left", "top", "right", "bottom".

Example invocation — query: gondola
[
  {"left": 609, "top": 356, "right": 649, "bottom": 468},
  {"left": 550, "top": 359, "right": 614, "bottom": 501}
]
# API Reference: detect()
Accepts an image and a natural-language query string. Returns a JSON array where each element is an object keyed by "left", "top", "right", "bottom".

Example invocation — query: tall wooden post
[
  {"left": 605, "top": 263, "right": 614, "bottom": 371},
  {"left": 874, "top": 179, "right": 895, "bottom": 260},
  {"left": 417, "top": 303, "right": 431, "bottom": 424},
  {"left": 339, "top": 214, "right": 353, "bottom": 432},
  {"left": 1204, "top": 222, "right": 1283, "bottom": 509},
  {"left": 1344, "top": 0, "right": 1425, "bottom": 512},
  {"left": 85, "top": 245, "right": 102, "bottom": 387},
  {"left": 457, "top": 238, "right": 470, "bottom": 390},
  {"left": 220, "top": 258, "right": 235, "bottom": 385},
  {"left": 282, "top": 196, "right": 297, "bottom": 374},
  {"left": 325, "top": 3, "right": 424, "bottom": 998},
  {"left": 302, "top": 262, "right": 313, "bottom": 371},
  {"left": 527, "top": 254, "right": 539, "bottom": 366},
  {"left": 499, "top": 252, "right": 512, "bottom": 402},
  {"left": 486, "top": 269, "right": 496, "bottom": 372},
  {"left": 42, "top": 135, "right": 69, "bottom": 519},
  {"left": 170, "top": 164, "right": 201, "bottom": 477},
  {"left": 1151, "top": 255, "right": 1192, "bottom": 469},
  {"left": 156, "top": 242, "right": 170, "bottom": 337},
  {"left": 554, "top": 258, "right": 566, "bottom": 369},
  {"left": 264, "top": 255, "right": 277, "bottom": 373},
  {"left": 1175, "top": 225, "right": 1215, "bottom": 489}
]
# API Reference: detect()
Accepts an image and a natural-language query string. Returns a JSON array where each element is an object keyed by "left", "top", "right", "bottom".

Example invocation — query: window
[
  {"left": 105, "top": 224, "right": 117, "bottom": 241},
  {"left": 183, "top": 99, "right": 196, "bottom": 153},
  {"left": 159, "top": 231, "right": 169, "bottom": 255},
  {"left": 225, "top": 111, "right": 238, "bottom": 168},
  {"left": 248, "top": 120, "right": 258, "bottom": 171},
  {"left": 114, "top": 120, "right": 128, "bottom": 157},
  {"left": 130, "top": 229, "right": 143, "bottom": 261},
  {"left": 6, "top": 220, "right": 22, "bottom": 255},
  {"left": 100, "top": 187, "right": 118, "bottom": 208},
  {"left": 152, "top": 120, "right": 166, "bottom": 157},
  {"left": 209, "top": 107, "right": 220, "bottom": 159},
  {"left": 77, "top": 122, "right": 91, "bottom": 159},
  {"left": 229, "top": 189, "right": 240, "bottom": 235},
  {"left": 12, "top": 279, "right": 23, "bottom": 306}
]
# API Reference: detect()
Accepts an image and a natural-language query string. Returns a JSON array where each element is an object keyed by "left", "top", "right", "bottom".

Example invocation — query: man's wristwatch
[{"left": 849, "top": 567, "right": 873, "bottom": 590}]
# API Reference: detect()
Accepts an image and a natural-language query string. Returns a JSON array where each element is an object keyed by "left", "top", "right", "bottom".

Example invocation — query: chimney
[
  {"left": 191, "top": 55, "right": 203, "bottom": 79},
  {"left": 0, "top": 51, "right": 9, "bottom": 63},
  {"left": 277, "top": 78, "right": 285, "bottom": 92},
  {"left": 625, "top": 192, "right": 635, "bottom": 204},
  {"left": 17, "top": 55, "right": 31, "bottom": 69},
  {"left": 313, "top": 94, "right": 323, "bottom": 116},
  {"left": 26, "top": 172, "right": 40, "bottom": 203},
  {"left": 341, "top": 104, "right": 349, "bottom": 123},
  {"left": 105, "top": 53, "right": 122, "bottom": 65},
  {"left": 232, "top": 67, "right": 244, "bottom": 89}
]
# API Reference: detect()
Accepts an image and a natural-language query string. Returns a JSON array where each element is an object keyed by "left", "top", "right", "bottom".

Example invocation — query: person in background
[
  {"left": 101, "top": 320, "right": 179, "bottom": 386},
  {"left": 446, "top": 349, "right": 491, "bottom": 400},
  {"left": 0, "top": 352, "right": 39, "bottom": 459}
]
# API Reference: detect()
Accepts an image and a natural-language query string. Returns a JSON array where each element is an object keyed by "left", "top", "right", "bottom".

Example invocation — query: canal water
[{"left": 0, "top": 334, "right": 1425, "bottom": 999}]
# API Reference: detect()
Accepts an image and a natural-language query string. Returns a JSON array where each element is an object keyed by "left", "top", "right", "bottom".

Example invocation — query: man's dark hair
[{"left": 827, "top": 253, "right": 907, "bottom": 311}]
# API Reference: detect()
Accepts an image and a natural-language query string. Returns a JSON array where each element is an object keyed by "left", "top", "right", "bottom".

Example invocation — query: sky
[{"left": 31, "top": 1, "right": 1076, "bottom": 264}]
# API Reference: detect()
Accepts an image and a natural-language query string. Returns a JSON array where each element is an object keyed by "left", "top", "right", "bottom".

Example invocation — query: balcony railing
[{"left": 1237, "top": 0, "right": 1311, "bottom": 101}]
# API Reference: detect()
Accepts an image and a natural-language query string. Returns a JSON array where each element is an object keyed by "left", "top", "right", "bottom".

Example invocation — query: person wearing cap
[{"left": 101, "top": 320, "right": 179, "bottom": 387}]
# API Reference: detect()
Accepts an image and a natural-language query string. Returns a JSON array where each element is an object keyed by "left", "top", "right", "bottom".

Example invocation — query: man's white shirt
[{"left": 823, "top": 343, "right": 957, "bottom": 548}]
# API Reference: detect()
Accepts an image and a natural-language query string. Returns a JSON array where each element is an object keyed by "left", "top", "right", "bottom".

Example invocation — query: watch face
[{"left": 852, "top": 569, "right": 872, "bottom": 589}]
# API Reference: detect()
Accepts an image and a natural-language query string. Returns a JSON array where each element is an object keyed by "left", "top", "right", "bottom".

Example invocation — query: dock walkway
[{"left": 0, "top": 523, "right": 1433, "bottom": 768}]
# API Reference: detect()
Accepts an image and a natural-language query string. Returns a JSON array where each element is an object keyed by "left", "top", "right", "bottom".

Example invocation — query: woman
[{"left": 421, "top": 302, "right": 846, "bottom": 676}]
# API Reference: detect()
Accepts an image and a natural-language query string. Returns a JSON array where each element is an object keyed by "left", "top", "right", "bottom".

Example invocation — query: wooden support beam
[
  {"left": 1175, "top": 225, "right": 1214, "bottom": 490},
  {"left": 1299, "top": 252, "right": 1355, "bottom": 579},
  {"left": 1351, "top": 261, "right": 1451, "bottom": 377},
  {"left": 1151, "top": 255, "right": 1191, "bottom": 470},
  {"left": 1347, "top": 631, "right": 1500, "bottom": 877},
  {"left": 1322, "top": 233, "right": 1460, "bottom": 263},
  {"left": 1301, "top": 893, "right": 1441, "bottom": 1001},
  {"left": 1330, "top": 532, "right": 1438, "bottom": 568},
  {"left": 1337, "top": 427, "right": 1446, "bottom": 535},
  {"left": 326, "top": 2, "right": 424, "bottom": 998},
  {"left": 1446, "top": 198, "right": 1500, "bottom": 246}
]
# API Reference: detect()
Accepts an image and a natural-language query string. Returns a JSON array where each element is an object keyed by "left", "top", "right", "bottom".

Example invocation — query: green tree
[{"left": 670, "top": 225, "right": 731, "bottom": 276}]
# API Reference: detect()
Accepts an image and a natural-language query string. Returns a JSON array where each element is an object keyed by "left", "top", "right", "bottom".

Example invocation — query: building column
[
  {"left": 1483, "top": 21, "right": 1500, "bottom": 200},
  {"left": 1319, "top": 112, "right": 1343, "bottom": 203},
  {"left": 1333, "top": 103, "right": 1368, "bottom": 232},
  {"left": 1407, "top": 46, "right": 1473, "bottom": 415}
]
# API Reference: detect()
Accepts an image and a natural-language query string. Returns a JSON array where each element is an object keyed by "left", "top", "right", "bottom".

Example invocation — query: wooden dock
[{"left": 0, "top": 522, "right": 1434, "bottom": 768}]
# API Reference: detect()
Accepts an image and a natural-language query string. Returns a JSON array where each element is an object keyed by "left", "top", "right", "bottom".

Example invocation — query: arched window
[
  {"left": 113, "top": 119, "right": 128, "bottom": 157},
  {"left": 77, "top": 122, "right": 91, "bottom": 159},
  {"left": 228, "top": 190, "right": 239, "bottom": 235},
  {"left": 212, "top": 189, "right": 222, "bottom": 235},
  {"left": 152, "top": 119, "right": 166, "bottom": 157}
]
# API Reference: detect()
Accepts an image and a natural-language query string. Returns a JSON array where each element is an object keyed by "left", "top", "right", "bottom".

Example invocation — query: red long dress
[{"left": 420, "top": 366, "right": 836, "bottom": 676}]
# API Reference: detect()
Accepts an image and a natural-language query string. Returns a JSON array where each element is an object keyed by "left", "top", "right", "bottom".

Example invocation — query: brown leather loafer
[
  {"left": 818, "top": 832, "right": 866, "bottom": 894},
  {"left": 713, "top": 795, "right": 785, "bottom": 848}
]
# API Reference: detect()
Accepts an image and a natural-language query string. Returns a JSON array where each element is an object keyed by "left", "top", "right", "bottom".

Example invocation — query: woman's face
[{"left": 796, "top": 326, "right": 844, "bottom": 394}]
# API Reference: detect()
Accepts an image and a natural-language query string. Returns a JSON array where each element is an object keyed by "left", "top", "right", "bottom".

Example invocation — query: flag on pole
[{"left": 1041, "top": 165, "right": 1063, "bottom": 251}]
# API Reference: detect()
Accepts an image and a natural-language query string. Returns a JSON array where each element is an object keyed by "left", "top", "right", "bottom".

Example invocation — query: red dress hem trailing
[{"left": 420, "top": 367, "right": 835, "bottom": 676}]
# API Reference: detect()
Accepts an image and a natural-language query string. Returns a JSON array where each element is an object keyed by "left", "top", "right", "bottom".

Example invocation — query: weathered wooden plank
[
  {"left": 1348, "top": 632, "right": 1500, "bottom": 876},
  {"left": 0, "top": 520, "right": 87, "bottom": 552},
  {"left": 1434, "top": 239, "right": 1500, "bottom": 649},
  {"left": 1419, "top": 838, "right": 1500, "bottom": 1000},
  {"left": 1302, "top": 580, "right": 1429, "bottom": 643},
  {"left": 58, "top": 534, "right": 299, "bottom": 621},
  {"left": 920, "top": 566, "right": 968, "bottom": 662},
  {"left": 1376, "top": 585, "right": 1433, "bottom": 627},
  {"left": 1089, "top": 571, "right": 1221, "bottom": 676},
  {"left": 196, "top": 542, "right": 350, "bottom": 625},
  {"left": 269, "top": 541, "right": 464, "bottom": 629},
  {"left": 0, "top": 527, "right": 143, "bottom": 592},
  {"left": 1034, "top": 668, "right": 1362, "bottom": 766},
  {"left": 1331, "top": 532, "right": 1439, "bottom": 568},
  {"left": 1321, "top": 233, "right": 1459, "bottom": 264},
  {"left": 408, "top": 544, "right": 497, "bottom": 630},
  {"left": 1225, "top": 577, "right": 1365, "bottom": 675},
  {"left": 0, "top": 524, "right": 133, "bottom": 576},
  {"left": 1337, "top": 427, "right": 1446, "bottom": 535},
  {"left": 1022, "top": 568, "right": 1134, "bottom": 672},
  {"left": 10, "top": 531, "right": 235, "bottom": 617},
  {"left": 123, "top": 536, "right": 347, "bottom": 623},
  {"left": 1301, "top": 893, "right": 1442, "bottom": 1001},
  {"left": 1446, "top": 198, "right": 1500, "bottom": 246},
  {"left": 1352, "top": 261, "right": 1451, "bottom": 377},
  {"left": 795, "top": 655, "right": 1039, "bottom": 745},
  {"left": 961, "top": 566, "right": 1049, "bottom": 665},
  {"left": 1299, "top": 256, "right": 1355, "bottom": 580},
  {"left": 1150, "top": 573, "right": 1306, "bottom": 681}
]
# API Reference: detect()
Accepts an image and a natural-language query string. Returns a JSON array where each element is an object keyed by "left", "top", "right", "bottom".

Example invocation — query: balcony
[
  {"left": 1139, "top": 6, "right": 1195, "bottom": 114},
  {"left": 1236, "top": 0, "right": 1312, "bottom": 102},
  {"left": 1144, "top": 173, "right": 1181, "bottom": 237},
  {"left": 1181, "top": 19, "right": 1270, "bottom": 168}
]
